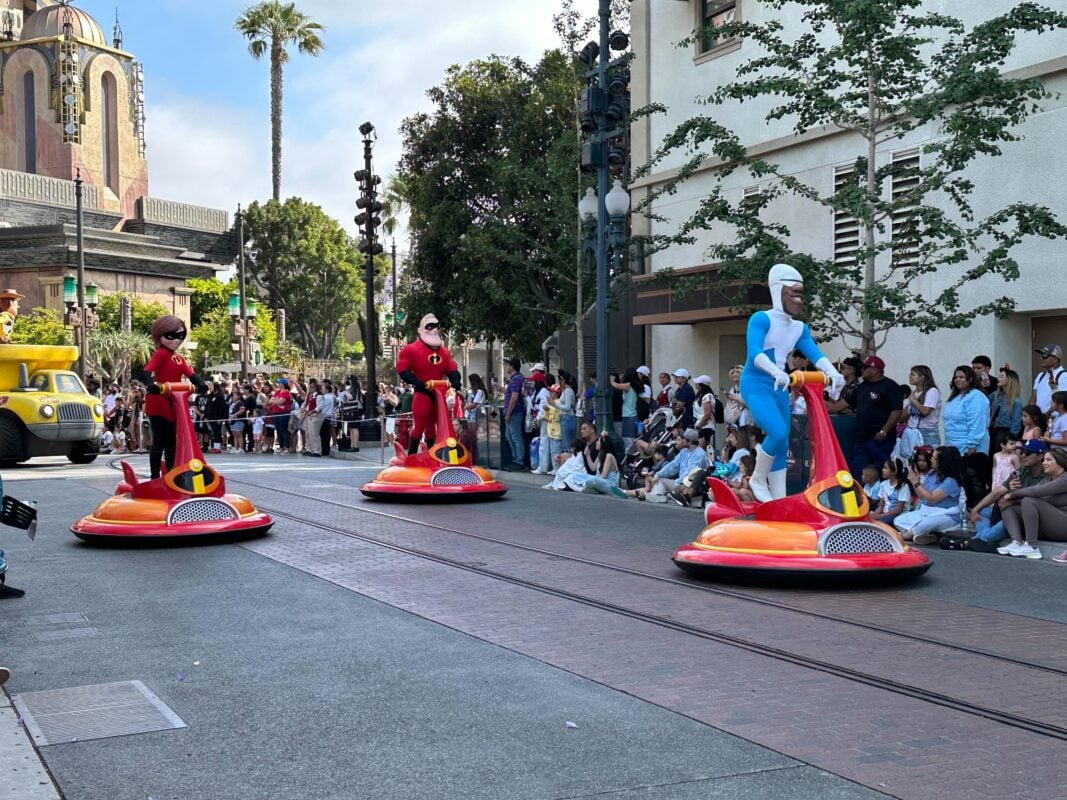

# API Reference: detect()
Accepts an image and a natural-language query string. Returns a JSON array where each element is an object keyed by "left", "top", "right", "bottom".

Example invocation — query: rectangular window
[
  {"left": 22, "top": 71, "right": 35, "bottom": 174},
  {"left": 833, "top": 166, "right": 860, "bottom": 269},
  {"left": 699, "top": 1, "right": 738, "bottom": 54},
  {"left": 890, "top": 148, "right": 921, "bottom": 269}
]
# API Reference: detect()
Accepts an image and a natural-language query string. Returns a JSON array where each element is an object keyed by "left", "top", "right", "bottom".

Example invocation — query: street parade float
[
  {"left": 672, "top": 371, "right": 931, "bottom": 583},
  {"left": 71, "top": 381, "right": 273, "bottom": 541}
]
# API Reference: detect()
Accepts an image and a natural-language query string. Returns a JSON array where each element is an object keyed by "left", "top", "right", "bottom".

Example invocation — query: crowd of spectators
[{"left": 506, "top": 341, "right": 1067, "bottom": 562}]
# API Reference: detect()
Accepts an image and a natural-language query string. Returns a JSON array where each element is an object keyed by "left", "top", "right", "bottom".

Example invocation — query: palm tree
[
  {"left": 88, "top": 329, "right": 154, "bottom": 385},
  {"left": 235, "top": 2, "right": 325, "bottom": 201},
  {"left": 381, "top": 173, "right": 412, "bottom": 239}
]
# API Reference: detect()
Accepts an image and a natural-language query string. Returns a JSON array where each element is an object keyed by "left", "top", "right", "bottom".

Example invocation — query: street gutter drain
[{"left": 12, "top": 680, "right": 187, "bottom": 746}]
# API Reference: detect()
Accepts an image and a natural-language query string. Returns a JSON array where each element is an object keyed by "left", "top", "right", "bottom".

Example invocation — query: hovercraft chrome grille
[
  {"left": 430, "top": 467, "right": 483, "bottom": 487},
  {"left": 166, "top": 498, "right": 239, "bottom": 525},
  {"left": 58, "top": 403, "right": 93, "bottom": 422},
  {"left": 818, "top": 523, "right": 902, "bottom": 555}
]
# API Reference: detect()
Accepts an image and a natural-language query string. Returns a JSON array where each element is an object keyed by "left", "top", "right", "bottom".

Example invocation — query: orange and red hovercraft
[
  {"left": 672, "top": 371, "right": 931, "bottom": 584},
  {"left": 71, "top": 382, "right": 273, "bottom": 541},
  {"left": 361, "top": 380, "right": 507, "bottom": 501}
]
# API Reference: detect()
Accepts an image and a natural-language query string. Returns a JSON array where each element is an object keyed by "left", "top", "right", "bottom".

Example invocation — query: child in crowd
[
  {"left": 100, "top": 429, "right": 114, "bottom": 454},
  {"left": 1043, "top": 391, "right": 1067, "bottom": 450},
  {"left": 861, "top": 465, "right": 882, "bottom": 503},
  {"left": 871, "top": 458, "right": 911, "bottom": 526},
  {"left": 1021, "top": 405, "right": 1046, "bottom": 442},
  {"left": 991, "top": 437, "right": 1021, "bottom": 488},
  {"left": 623, "top": 443, "right": 671, "bottom": 500},
  {"left": 543, "top": 384, "right": 563, "bottom": 474},
  {"left": 113, "top": 427, "right": 127, "bottom": 454},
  {"left": 730, "top": 454, "right": 756, "bottom": 503},
  {"left": 252, "top": 409, "right": 265, "bottom": 452}
]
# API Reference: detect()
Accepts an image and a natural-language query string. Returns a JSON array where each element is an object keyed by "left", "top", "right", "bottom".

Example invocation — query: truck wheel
[
  {"left": 68, "top": 443, "right": 98, "bottom": 465},
  {"left": 0, "top": 415, "right": 25, "bottom": 465}
]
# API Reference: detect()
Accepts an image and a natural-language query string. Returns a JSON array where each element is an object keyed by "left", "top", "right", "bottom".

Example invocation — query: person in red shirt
[
  {"left": 395, "top": 313, "right": 461, "bottom": 455},
  {"left": 141, "top": 315, "right": 206, "bottom": 479}
]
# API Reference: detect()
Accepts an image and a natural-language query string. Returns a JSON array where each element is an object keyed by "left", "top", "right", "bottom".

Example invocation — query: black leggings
[{"left": 149, "top": 415, "right": 176, "bottom": 479}]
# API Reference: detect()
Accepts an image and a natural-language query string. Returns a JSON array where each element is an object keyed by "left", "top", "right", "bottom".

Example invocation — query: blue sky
[{"left": 71, "top": 0, "right": 602, "bottom": 235}]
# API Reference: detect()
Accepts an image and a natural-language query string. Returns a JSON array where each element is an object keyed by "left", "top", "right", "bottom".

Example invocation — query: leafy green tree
[
  {"left": 187, "top": 277, "right": 238, "bottom": 327},
  {"left": 240, "top": 197, "right": 363, "bottom": 358},
  {"left": 398, "top": 53, "right": 582, "bottom": 359},
  {"left": 190, "top": 303, "right": 279, "bottom": 370},
  {"left": 94, "top": 293, "right": 170, "bottom": 335},
  {"left": 642, "top": 0, "right": 1067, "bottom": 354},
  {"left": 11, "top": 308, "right": 72, "bottom": 346},
  {"left": 234, "top": 1, "right": 325, "bottom": 201}
]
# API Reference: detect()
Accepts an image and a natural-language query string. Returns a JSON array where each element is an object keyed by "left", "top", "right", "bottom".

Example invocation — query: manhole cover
[
  {"left": 12, "top": 680, "right": 187, "bottom": 746},
  {"left": 21, "top": 612, "right": 100, "bottom": 643}
]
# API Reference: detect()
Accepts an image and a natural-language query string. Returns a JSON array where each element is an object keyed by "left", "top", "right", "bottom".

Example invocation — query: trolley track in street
[{"left": 101, "top": 458, "right": 1067, "bottom": 744}]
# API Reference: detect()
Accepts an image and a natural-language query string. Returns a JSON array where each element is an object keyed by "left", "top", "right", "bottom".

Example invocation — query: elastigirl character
[
  {"left": 396, "top": 313, "right": 461, "bottom": 455},
  {"left": 141, "top": 315, "right": 207, "bottom": 479},
  {"left": 741, "top": 264, "right": 843, "bottom": 502}
]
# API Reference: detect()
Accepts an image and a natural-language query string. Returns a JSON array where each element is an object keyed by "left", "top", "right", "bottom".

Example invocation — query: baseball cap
[
  {"left": 682, "top": 428, "right": 700, "bottom": 444},
  {"left": 695, "top": 374, "right": 712, "bottom": 386},
  {"left": 531, "top": 362, "right": 546, "bottom": 372},
  {"left": 1035, "top": 344, "right": 1063, "bottom": 360},
  {"left": 636, "top": 365, "right": 651, "bottom": 376},
  {"left": 1022, "top": 439, "right": 1050, "bottom": 455},
  {"left": 863, "top": 355, "right": 885, "bottom": 370},
  {"left": 672, "top": 368, "right": 690, "bottom": 379}
]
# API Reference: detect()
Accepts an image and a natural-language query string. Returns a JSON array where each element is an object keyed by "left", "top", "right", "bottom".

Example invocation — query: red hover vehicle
[
  {"left": 672, "top": 371, "right": 931, "bottom": 583},
  {"left": 361, "top": 381, "right": 507, "bottom": 500},
  {"left": 71, "top": 382, "right": 273, "bottom": 541}
]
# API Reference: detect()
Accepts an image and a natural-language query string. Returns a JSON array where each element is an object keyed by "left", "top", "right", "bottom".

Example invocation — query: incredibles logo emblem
[{"left": 428, "top": 353, "right": 442, "bottom": 365}]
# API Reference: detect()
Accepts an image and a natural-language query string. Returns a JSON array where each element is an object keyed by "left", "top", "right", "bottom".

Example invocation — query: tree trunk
[
  {"left": 270, "top": 38, "right": 283, "bottom": 202},
  {"left": 862, "top": 57, "right": 878, "bottom": 356}
]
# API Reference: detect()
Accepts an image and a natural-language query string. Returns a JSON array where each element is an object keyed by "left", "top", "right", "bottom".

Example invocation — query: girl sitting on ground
[
  {"left": 871, "top": 458, "right": 911, "bottom": 527},
  {"left": 582, "top": 432, "right": 626, "bottom": 498},
  {"left": 991, "top": 437, "right": 1021, "bottom": 490},
  {"left": 894, "top": 446, "right": 965, "bottom": 545},
  {"left": 1021, "top": 405, "right": 1047, "bottom": 443}
]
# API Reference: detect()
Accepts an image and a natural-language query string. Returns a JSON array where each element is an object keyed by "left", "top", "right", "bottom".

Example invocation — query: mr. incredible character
[
  {"left": 141, "top": 315, "right": 207, "bottom": 480},
  {"left": 740, "top": 264, "right": 844, "bottom": 502},
  {"left": 396, "top": 313, "right": 461, "bottom": 455},
  {"left": 0, "top": 288, "right": 24, "bottom": 344}
]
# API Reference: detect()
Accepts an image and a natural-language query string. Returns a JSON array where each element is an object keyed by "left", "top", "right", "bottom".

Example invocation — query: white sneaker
[
  {"left": 1011, "top": 543, "right": 1043, "bottom": 559},
  {"left": 997, "top": 541, "right": 1020, "bottom": 555},
  {"left": 531, "top": 469, "right": 546, "bottom": 475}
]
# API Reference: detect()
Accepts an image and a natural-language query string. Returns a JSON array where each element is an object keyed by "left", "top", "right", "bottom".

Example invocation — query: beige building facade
[{"left": 630, "top": 0, "right": 1067, "bottom": 396}]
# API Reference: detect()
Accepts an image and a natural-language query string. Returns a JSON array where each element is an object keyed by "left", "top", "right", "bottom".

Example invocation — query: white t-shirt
[
  {"left": 907, "top": 387, "right": 941, "bottom": 429},
  {"left": 1049, "top": 411, "right": 1067, "bottom": 448},
  {"left": 878, "top": 480, "right": 912, "bottom": 510},
  {"left": 103, "top": 392, "right": 118, "bottom": 414},
  {"left": 1033, "top": 369, "right": 1067, "bottom": 414}
]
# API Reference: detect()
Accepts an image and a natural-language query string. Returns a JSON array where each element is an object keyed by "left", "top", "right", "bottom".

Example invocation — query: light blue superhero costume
[
  {"left": 740, "top": 310, "right": 826, "bottom": 471},
  {"left": 740, "top": 264, "right": 843, "bottom": 501}
]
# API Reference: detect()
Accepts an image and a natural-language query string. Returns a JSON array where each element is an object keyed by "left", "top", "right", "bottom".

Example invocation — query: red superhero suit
[{"left": 396, "top": 315, "right": 461, "bottom": 455}]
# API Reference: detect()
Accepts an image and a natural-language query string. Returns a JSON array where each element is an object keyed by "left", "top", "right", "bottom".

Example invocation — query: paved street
[{"left": 1, "top": 452, "right": 1066, "bottom": 799}]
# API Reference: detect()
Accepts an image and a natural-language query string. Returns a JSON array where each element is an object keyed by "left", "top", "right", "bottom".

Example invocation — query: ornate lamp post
[
  {"left": 63, "top": 274, "right": 98, "bottom": 382},
  {"left": 229, "top": 291, "right": 258, "bottom": 377},
  {"left": 605, "top": 179, "right": 631, "bottom": 277}
]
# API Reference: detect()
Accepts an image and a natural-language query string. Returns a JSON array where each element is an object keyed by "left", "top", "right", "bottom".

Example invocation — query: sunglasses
[
  {"left": 424, "top": 322, "right": 441, "bottom": 331},
  {"left": 162, "top": 331, "right": 187, "bottom": 341}
]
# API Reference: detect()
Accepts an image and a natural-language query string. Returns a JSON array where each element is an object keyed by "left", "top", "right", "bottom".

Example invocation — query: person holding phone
[{"left": 966, "top": 439, "right": 1048, "bottom": 553}]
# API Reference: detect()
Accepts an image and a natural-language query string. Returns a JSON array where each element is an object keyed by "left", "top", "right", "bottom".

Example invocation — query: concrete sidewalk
[{"left": 0, "top": 693, "right": 60, "bottom": 799}]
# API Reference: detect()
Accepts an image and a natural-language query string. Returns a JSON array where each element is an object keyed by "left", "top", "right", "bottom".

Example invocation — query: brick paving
[{"left": 233, "top": 481, "right": 1067, "bottom": 800}]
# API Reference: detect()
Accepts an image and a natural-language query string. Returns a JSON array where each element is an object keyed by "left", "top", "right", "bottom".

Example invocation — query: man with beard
[{"left": 396, "top": 313, "right": 462, "bottom": 455}]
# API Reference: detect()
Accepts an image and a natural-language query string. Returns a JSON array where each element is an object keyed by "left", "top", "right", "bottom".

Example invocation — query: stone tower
[{"left": 0, "top": 0, "right": 148, "bottom": 219}]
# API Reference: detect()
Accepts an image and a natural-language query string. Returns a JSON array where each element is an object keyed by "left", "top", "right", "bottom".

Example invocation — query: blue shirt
[
  {"left": 503, "top": 373, "right": 525, "bottom": 418},
  {"left": 658, "top": 444, "right": 710, "bottom": 480},
  {"left": 922, "top": 472, "right": 961, "bottom": 510},
  {"left": 674, "top": 382, "right": 696, "bottom": 427},
  {"left": 943, "top": 389, "right": 991, "bottom": 454}
]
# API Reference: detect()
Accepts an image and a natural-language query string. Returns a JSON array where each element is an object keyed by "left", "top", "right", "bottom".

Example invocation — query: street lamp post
[
  {"left": 355, "top": 121, "right": 384, "bottom": 419},
  {"left": 236, "top": 205, "right": 249, "bottom": 382},
  {"left": 73, "top": 169, "right": 89, "bottom": 381},
  {"left": 605, "top": 179, "right": 631, "bottom": 276},
  {"left": 63, "top": 273, "right": 99, "bottom": 383},
  {"left": 229, "top": 291, "right": 257, "bottom": 378}
]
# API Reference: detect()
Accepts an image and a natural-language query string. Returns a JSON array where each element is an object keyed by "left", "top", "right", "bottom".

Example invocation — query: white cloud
[{"left": 144, "top": 0, "right": 604, "bottom": 236}]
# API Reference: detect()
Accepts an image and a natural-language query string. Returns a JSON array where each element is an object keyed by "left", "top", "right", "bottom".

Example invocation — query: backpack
[
  {"left": 713, "top": 395, "right": 725, "bottom": 425},
  {"left": 636, "top": 395, "right": 651, "bottom": 421}
]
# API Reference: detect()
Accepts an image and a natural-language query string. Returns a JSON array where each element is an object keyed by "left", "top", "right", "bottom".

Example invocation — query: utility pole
[{"left": 355, "top": 122, "right": 384, "bottom": 420}]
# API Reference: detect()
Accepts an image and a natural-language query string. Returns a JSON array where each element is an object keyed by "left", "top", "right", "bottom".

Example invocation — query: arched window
[
  {"left": 101, "top": 72, "right": 119, "bottom": 194},
  {"left": 22, "top": 71, "right": 36, "bottom": 174}
]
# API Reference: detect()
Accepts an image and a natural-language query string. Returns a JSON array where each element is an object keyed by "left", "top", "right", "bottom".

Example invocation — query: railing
[
  {"left": 0, "top": 168, "right": 99, "bottom": 209},
  {"left": 137, "top": 197, "right": 229, "bottom": 233}
]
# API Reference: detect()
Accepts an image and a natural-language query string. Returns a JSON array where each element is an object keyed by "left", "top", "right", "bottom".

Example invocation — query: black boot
[
  {"left": 407, "top": 438, "right": 420, "bottom": 456},
  {"left": 0, "top": 583, "right": 26, "bottom": 599}
]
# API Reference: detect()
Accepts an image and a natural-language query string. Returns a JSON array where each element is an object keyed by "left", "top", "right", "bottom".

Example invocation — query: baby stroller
[{"left": 620, "top": 406, "right": 678, "bottom": 489}]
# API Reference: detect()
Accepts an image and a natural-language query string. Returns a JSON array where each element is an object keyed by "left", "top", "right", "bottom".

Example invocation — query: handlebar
[
  {"left": 158, "top": 381, "right": 192, "bottom": 395},
  {"left": 424, "top": 380, "right": 451, "bottom": 389},
  {"left": 788, "top": 371, "right": 827, "bottom": 389}
]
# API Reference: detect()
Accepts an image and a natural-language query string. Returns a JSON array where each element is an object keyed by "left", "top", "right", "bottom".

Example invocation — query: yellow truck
[{"left": 0, "top": 344, "right": 105, "bottom": 465}]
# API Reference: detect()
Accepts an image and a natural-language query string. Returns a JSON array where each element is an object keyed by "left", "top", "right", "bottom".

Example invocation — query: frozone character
[
  {"left": 396, "top": 313, "right": 461, "bottom": 455},
  {"left": 141, "top": 315, "right": 207, "bottom": 479},
  {"left": 740, "top": 264, "right": 844, "bottom": 502},
  {"left": 0, "top": 288, "right": 24, "bottom": 344}
]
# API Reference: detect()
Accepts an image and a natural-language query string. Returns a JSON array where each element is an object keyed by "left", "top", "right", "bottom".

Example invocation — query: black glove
[
  {"left": 146, "top": 383, "right": 162, "bottom": 395},
  {"left": 190, "top": 373, "right": 208, "bottom": 394}
]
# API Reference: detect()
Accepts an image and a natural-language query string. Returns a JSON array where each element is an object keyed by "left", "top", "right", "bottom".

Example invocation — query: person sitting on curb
[
  {"left": 894, "top": 445, "right": 965, "bottom": 544},
  {"left": 996, "top": 447, "right": 1067, "bottom": 560},
  {"left": 623, "top": 444, "right": 671, "bottom": 500},
  {"left": 647, "top": 428, "right": 710, "bottom": 506},
  {"left": 967, "top": 439, "right": 1047, "bottom": 553}
]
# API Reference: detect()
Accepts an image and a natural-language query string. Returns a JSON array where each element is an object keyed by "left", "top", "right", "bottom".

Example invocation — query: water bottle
[{"left": 529, "top": 437, "right": 539, "bottom": 466}]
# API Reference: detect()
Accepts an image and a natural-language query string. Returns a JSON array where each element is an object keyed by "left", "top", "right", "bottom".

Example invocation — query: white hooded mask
[{"left": 768, "top": 263, "right": 803, "bottom": 314}]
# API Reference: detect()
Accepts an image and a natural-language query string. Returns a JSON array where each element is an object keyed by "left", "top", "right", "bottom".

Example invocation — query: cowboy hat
[{"left": 0, "top": 289, "right": 25, "bottom": 300}]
